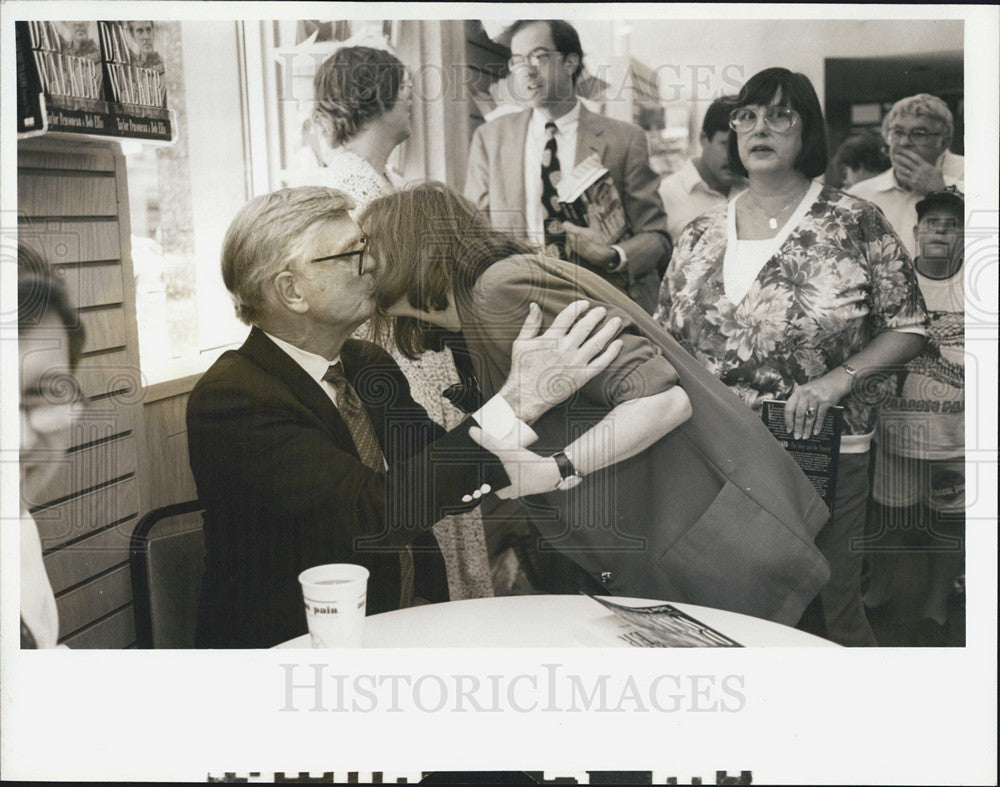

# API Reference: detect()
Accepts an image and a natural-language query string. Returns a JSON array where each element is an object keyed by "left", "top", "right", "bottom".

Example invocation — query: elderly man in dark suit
[
  {"left": 187, "top": 186, "right": 621, "bottom": 648},
  {"left": 465, "top": 19, "right": 672, "bottom": 313}
]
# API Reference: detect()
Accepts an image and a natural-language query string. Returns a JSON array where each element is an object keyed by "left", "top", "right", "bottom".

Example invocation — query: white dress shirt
[
  {"left": 659, "top": 158, "right": 736, "bottom": 241},
  {"left": 524, "top": 102, "right": 581, "bottom": 245}
]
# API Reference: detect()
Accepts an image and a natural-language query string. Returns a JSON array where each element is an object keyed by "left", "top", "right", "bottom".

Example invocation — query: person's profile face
[
  {"left": 286, "top": 216, "right": 377, "bottom": 327},
  {"left": 509, "top": 22, "right": 577, "bottom": 108},
  {"left": 19, "top": 317, "right": 78, "bottom": 508},
  {"left": 915, "top": 206, "right": 963, "bottom": 266},
  {"left": 383, "top": 73, "right": 413, "bottom": 144},
  {"left": 701, "top": 129, "right": 736, "bottom": 189}
]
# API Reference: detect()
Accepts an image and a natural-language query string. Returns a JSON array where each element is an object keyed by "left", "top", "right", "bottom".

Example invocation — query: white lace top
[{"left": 319, "top": 147, "right": 395, "bottom": 217}]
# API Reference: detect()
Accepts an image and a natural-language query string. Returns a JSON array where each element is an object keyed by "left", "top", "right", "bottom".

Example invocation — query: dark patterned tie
[
  {"left": 541, "top": 121, "right": 566, "bottom": 256},
  {"left": 323, "top": 362, "right": 414, "bottom": 608}
]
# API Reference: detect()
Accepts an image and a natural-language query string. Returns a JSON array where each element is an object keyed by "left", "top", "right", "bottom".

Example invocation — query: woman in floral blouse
[{"left": 654, "top": 67, "right": 928, "bottom": 647}]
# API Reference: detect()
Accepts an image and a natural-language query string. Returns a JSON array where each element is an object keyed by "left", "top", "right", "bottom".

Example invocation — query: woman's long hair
[{"left": 359, "top": 181, "right": 537, "bottom": 359}]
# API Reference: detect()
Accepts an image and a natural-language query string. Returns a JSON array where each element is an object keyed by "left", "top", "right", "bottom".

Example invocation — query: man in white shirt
[
  {"left": 850, "top": 93, "right": 964, "bottom": 257},
  {"left": 186, "top": 186, "right": 622, "bottom": 647},
  {"left": 658, "top": 96, "right": 744, "bottom": 242},
  {"left": 465, "top": 19, "right": 671, "bottom": 313}
]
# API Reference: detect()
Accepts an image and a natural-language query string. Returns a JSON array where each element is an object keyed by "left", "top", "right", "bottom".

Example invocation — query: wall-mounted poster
[{"left": 15, "top": 19, "right": 173, "bottom": 141}]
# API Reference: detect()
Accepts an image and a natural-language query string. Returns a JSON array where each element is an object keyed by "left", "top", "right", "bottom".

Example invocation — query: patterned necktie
[
  {"left": 541, "top": 121, "right": 566, "bottom": 256},
  {"left": 323, "top": 362, "right": 414, "bottom": 608}
]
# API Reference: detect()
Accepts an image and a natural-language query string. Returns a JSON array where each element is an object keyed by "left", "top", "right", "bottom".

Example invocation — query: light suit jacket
[{"left": 464, "top": 104, "right": 672, "bottom": 313}]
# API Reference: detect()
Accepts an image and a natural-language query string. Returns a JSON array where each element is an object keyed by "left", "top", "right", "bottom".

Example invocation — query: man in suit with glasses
[
  {"left": 187, "top": 186, "right": 621, "bottom": 647},
  {"left": 465, "top": 19, "right": 672, "bottom": 314}
]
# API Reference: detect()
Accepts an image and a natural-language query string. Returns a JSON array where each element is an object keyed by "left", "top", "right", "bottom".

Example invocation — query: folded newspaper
[
  {"left": 587, "top": 594, "right": 742, "bottom": 647},
  {"left": 556, "top": 152, "right": 629, "bottom": 244}
]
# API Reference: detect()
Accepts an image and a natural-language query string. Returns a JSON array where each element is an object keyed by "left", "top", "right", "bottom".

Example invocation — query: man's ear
[{"left": 273, "top": 270, "right": 309, "bottom": 315}]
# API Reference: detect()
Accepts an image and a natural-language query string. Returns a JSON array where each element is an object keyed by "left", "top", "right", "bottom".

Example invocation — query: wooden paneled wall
[{"left": 18, "top": 137, "right": 145, "bottom": 649}]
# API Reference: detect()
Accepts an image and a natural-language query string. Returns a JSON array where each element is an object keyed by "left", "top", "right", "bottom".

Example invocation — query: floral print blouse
[{"left": 654, "top": 184, "right": 928, "bottom": 436}]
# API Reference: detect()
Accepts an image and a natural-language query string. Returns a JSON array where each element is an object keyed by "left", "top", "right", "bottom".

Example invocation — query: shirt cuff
[
  {"left": 472, "top": 395, "right": 539, "bottom": 447},
  {"left": 610, "top": 244, "right": 628, "bottom": 272}
]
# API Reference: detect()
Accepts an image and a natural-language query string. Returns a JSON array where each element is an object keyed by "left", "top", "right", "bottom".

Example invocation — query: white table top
[{"left": 276, "top": 594, "right": 837, "bottom": 648}]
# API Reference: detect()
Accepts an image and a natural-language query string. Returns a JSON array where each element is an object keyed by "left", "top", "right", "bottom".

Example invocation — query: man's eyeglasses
[
  {"left": 508, "top": 47, "right": 562, "bottom": 70},
  {"left": 886, "top": 126, "right": 943, "bottom": 145},
  {"left": 311, "top": 236, "right": 369, "bottom": 276},
  {"left": 729, "top": 105, "right": 800, "bottom": 135},
  {"left": 20, "top": 378, "right": 82, "bottom": 435}
]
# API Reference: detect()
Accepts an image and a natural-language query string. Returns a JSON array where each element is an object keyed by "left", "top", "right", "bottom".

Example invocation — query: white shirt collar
[
  {"left": 867, "top": 168, "right": 902, "bottom": 193},
  {"left": 263, "top": 330, "right": 339, "bottom": 383},
  {"left": 530, "top": 101, "right": 581, "bottom": 136}
]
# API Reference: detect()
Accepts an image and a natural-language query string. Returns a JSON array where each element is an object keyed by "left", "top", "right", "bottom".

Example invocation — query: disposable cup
[{"left": 297, "top": 563, "right": 369, "bottom": 648}]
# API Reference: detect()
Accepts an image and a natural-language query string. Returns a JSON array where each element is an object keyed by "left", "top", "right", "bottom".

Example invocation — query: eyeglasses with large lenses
[
  {"left": 886, "top": 126, "right": 943, "bottom": 145},
  {"left": 729, "top": 105, "right": 800, "bottom": 134},
  {"left": 507, "top": 47, "right": 560, "bottom": 70}
]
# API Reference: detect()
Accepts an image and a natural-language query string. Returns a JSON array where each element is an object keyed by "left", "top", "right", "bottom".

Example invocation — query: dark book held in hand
[
  {"left": 760, "top": 399, "right": 843, "bottom": 514},
  {"left": 556, "top": 152, "right": 629, "bottom": 245}
]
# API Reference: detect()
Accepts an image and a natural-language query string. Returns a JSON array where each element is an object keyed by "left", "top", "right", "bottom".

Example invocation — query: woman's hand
[
  {"left": 783, "top": 369, "right": 853, "bottom": 439},
  {"left": 468, "top": 426, "right": 561, "bottom": 498}
]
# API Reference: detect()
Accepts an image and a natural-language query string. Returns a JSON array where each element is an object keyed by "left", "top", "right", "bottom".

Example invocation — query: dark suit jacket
[
  {"left": 464, "top": 104, "right": 672, "bottom": 313},
  {"left": 187, "top": 328, "right": 509, "bottom": 648},
  {"left": 458, "top": 254, "right": 831, "bottom": 626}
]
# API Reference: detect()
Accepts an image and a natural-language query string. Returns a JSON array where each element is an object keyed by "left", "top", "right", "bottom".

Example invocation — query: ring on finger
[{"left": 805, "top": 406, "right": 817, "bottom": 418}]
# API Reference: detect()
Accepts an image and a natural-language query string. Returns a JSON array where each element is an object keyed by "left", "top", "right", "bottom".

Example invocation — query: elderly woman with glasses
[
  {"left": 654, "top": 67, "right": 929, "bottom": 647},
  {"left": 850, "top": 93, "right": 964, "bottom": 256}
]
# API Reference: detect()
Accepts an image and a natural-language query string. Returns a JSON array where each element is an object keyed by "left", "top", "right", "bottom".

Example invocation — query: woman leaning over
[
  {"left": 654, "top": 67, "right": 928, "bottom": 646},
  {"left": 360, "top": 182, "right": 833, "bottom": 627},
  {"left": 312, "top": 45, "right": 494, "bottom": 600}
]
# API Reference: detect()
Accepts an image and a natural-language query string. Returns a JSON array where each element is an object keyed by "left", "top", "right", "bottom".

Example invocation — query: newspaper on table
[
  {"left": 760, "top": 399, "right": 843, "bottom": 514},
  {"left": 556, "top": 152, "right": 629, "bottom": 245},
  {"left": 587, "top": 594, "right": 742, "bottom": 647}
]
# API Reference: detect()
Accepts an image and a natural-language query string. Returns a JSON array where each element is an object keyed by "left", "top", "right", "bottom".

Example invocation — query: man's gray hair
[
  {"left": 882, "top": 93, "right": 954, "bottom": 141},
  {"left": 221, "top": 186, "right": 355, "bottom": 325}
]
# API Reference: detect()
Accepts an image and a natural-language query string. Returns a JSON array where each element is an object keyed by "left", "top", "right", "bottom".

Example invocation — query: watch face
[{"left": 557, "top": 474, "right": 583, "bottom": 491}]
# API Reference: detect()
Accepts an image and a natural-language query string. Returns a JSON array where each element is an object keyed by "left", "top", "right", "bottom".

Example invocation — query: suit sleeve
[
  {"left": 464, "top": 124, "right": 491, "bottom": 212},
  {"left": 186, "top": 370, "right": 509, "bottom": 566},
  {"left": 617, "top": 127, "right": 673, "bottom": 282}
]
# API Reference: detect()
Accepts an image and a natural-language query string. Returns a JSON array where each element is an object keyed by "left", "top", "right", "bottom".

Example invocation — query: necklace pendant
[{"left": 768, "top": 217, "right": 778, "bottom": 230}]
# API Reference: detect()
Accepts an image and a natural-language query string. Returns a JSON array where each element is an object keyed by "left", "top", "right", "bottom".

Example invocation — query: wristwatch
[
  {"left": 840, "top": 363, "right": 858, "bottom": 378},
  {"left": 552, "top": 449, "right": 584, "bottom": 491}
]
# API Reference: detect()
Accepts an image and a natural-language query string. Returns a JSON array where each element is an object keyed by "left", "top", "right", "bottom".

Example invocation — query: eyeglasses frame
[
  {"left": 507, "top": 47, "right": 563, "bottom": 70},
  {"left": 310, "top": 236, "right": 369, "bottom": 276},
  {"left": 728, "top": 105, "right": 802, "bottom": 135}
]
